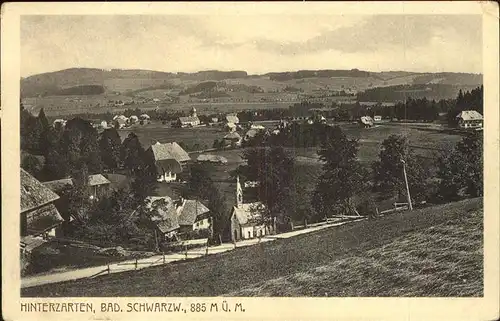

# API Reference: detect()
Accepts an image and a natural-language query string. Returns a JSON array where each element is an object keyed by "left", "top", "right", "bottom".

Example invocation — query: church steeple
[
  {"left": 190, "top": 106, "right": 197, "bottom": 118},
  {"left": 236, "top": 176, "right": 243, "bottom": 208}
]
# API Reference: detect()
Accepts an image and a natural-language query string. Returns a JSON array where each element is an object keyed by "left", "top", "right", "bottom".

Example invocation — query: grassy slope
[{"left": 22, "top": 198, "right": 483, "bottom": 297}]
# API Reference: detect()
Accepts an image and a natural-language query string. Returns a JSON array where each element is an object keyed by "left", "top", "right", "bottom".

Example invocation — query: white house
[
  {"left": 177, "top": 107, "right": 200, "bottom": 127},
  {"left": 456, "top": 110, "right": 483, "bottom": 129},
  {"left": 230, "top": 176, "right": 273, "bottom": 241}
]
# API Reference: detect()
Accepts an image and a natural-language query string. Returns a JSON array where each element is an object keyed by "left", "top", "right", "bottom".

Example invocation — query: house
[
  {"left": 250, "top": 124, "right": 265, "bottom": 130},
  {"left": 176, "top": 198, "right": 211, "bottom": 233},
  {"left": 143, "top": 196, "right": 211, "bottom": 241},
  {"left": 223, "top": 132, "right": 242, "bottom": 147},
  {"left": 225, "top": 115, "right": 239, "bottom": 124},
  {"left": 456, "top": 110, "right": 483, "bottom": 129},
  {"left": 373, "top": 115, "right": 382, "bottom": 122},
  {"left": 196, "top": 154, "right": 228, "bottom": 164},
  {"left": 140, "top": 114, "right": 151, "bottom": 121},
  {"left": 230, "top": 176, "right": 273, "bottom": 241},
  {"left": 244, "top": 129, "right": 259, "bottom": 142},
  {"left": 177, "top": 116, "right": 201, "bottom": 127},
  {"left": 146, "top": 142, "right": 191, "bottom": 182},
  {"left": 129, "top": 115, "right": 139, "bottom": 124},
  {"left": 88, "top": 174, "right": 111, "bottom": 200},
  {"left": 143, "top": 196, "right": 181, "bottom": 241},
  {"left": 224, "top": 122, "right": 237, "bottom": 132},
  {"left": 360, "top": 116, "right": 374, "bottom": 128},
  {"left": 113, "top": 115, "right": 128, "bottom": 129},
  {"left": 20, "top": 169, "right": 65, "bottom": 253},
  {"left": 53, "top": 119, "right": 66, "bottom": 129},
  {"left": 177, "top": 107, "right": 200, "bottom": 127},
  {"left": 42, "top": 178, "right": 75, "bottom": 226}
]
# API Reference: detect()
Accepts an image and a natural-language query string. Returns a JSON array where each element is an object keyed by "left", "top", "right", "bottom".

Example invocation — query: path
[{"left": 21, "top": 218, "right": 365, "bottom": 289}]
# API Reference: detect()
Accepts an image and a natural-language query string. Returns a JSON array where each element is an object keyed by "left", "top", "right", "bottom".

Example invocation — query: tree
[
  {"left": 185, "top": 163, "right": 215, "bottom": 200},
  {"left": 372, "top": 134, "right": 429, "bottom": 202},
  {"left": 238, "top": 146, "right": 295, "bottom": 225},
  {"left": 121, "top": 132, "right": 144, "bottom": 175},
  {"left": 61, "top": 118, "right": 102, "bottom": 176},
  {"left": 437, "top": 133, "right": 483, "bottom": 201},
  {"left": 67, "top": 162, "right": 92, "bottom": 221},
  {"left": 312, "top": 126, "right": 367, "bottom": 217},
  {"left": 207, "top": 186, "right": 229, "bottom": 241},
  {"left": 21, "top": 153, "right": 43, "bottom": 179},
  {"left": 99, "top": 128, "right": 122, "bottom": 171}
]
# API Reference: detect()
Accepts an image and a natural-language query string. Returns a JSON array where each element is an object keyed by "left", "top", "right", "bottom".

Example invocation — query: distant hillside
[
  {"left": 357, "top": 83, "right": 481, "bottom": 102},
  {"left": 21, "top": 67, "right": 482, "bottom": 99}
]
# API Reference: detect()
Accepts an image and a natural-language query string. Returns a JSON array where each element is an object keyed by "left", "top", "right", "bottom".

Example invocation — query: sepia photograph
[{"left": 2, "top": 1, "right": 499, "bottom": 320}]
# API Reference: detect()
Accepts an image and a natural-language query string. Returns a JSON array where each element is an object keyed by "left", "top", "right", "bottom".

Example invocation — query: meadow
[{"left": 22, "top": 198, "right": 483, "bottom": 297}]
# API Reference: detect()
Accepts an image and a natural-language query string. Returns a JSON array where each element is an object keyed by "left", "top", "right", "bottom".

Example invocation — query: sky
[{"left": 21, "top": 14, "right": 483, "bottom": 77}]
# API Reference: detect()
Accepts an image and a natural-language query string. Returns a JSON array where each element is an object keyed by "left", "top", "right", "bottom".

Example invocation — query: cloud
[
  {"left": 250, "top": 15, "right": 482, "bottom": 55},
  {"left": 20, "top": 14, "right": 482, "bottom": 76}
]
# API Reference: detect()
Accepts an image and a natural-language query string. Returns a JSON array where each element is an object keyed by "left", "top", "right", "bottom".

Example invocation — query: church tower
[
  {"left": 190, "top": 106, "right": 197, "bottom": 118},
  {"left": 236, "top": 176, "right": 243, "bottom": 208}
]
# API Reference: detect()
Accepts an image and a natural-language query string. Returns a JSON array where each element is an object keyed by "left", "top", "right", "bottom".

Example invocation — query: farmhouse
[
  {"left": 223, "top": 132, "right": 242, "bottom": 147},
  {"left": 360, "top": 116, "right": 374, "bottom": 128},
  {"left": 113, "top": 115, "right": 128, "bottom": 129},
  {"left": 146, "top": 142, "right": 191, "bottom": 182},
  {"left": 177, "top": 107, "right": 201, "bottom": 127},
  {"left": 53, "top": 119, "right": 67, "bottom": 129},
  {"left": 225, "top": 115, "right": 240, "bottom": 124},
  {"left": 88, "top": 174, "right": 111, "bottom": 200},
  {"left": 143, "top": 196, "right": 211, "bottom": 241},
  {"left": 129, "top": 115, "right": 139, "bottom": 124},
  {"left": 21, "top": 169, "right": 64, "bottom": 253},
  {"left": 456, "top": 110, "right": 483, "bottom": 129},
  {"left": 230, "top": 176, "right": 273, "bottom": 241}
]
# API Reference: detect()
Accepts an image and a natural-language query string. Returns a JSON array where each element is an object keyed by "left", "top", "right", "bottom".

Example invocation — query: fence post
[
  {"left": 163, "top": 253, "right": 165, "bottom": 264},
  {"left": 185, "top": 245, "right": 188, "bottom": 259},
  {"left": 135, "top": 258, "right": 138, "bottom": 270},
  {"left": 107, "top": 264, "right": 110, "bottom": 275}
]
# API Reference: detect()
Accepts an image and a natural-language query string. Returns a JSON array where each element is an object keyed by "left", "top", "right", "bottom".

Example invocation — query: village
[{"left": 19, "top": 80, "right": 484, "bottom": 286}]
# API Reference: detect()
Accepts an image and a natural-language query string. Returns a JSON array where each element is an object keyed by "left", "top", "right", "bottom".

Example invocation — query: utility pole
[{"left": 401, "top": 159, "right": 413, "bottom": 211}]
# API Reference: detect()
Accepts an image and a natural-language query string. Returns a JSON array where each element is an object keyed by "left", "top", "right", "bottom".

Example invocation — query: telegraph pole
[{"left": 401, "top": 159, "right": 413, "bottom": 211}]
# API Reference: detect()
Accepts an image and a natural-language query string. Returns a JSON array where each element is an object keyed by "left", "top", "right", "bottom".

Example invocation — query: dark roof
[
  {"left": 149, "top": 142, "right": 191, "bottom": 163},
  {"left": 21, "top": 169, "right": 60, "bottom": 213},
  {"left": 42, "top": 178, "right": 74, "bottom": 194},
  {"left": 178, "top": 200, "right": 210, "bottom": 226},
  {"left": 25, "top": 203, "right": 64, "bottom": 235},
  {"left": 106, "top": 174, "right": 130, "bottom": 190}
]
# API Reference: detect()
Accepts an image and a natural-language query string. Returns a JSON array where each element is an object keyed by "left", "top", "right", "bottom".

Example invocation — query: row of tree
[{"left": 234, "top": 126, "right": 483, "bottom": 227}]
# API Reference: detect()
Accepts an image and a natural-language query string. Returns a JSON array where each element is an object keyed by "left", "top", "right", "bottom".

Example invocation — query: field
[
  {"left": 22, "top": 198, "right": 483, "bottom": 297},
  {"left": 123, "top": 121, "right": 462, "bottom": 215}
]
